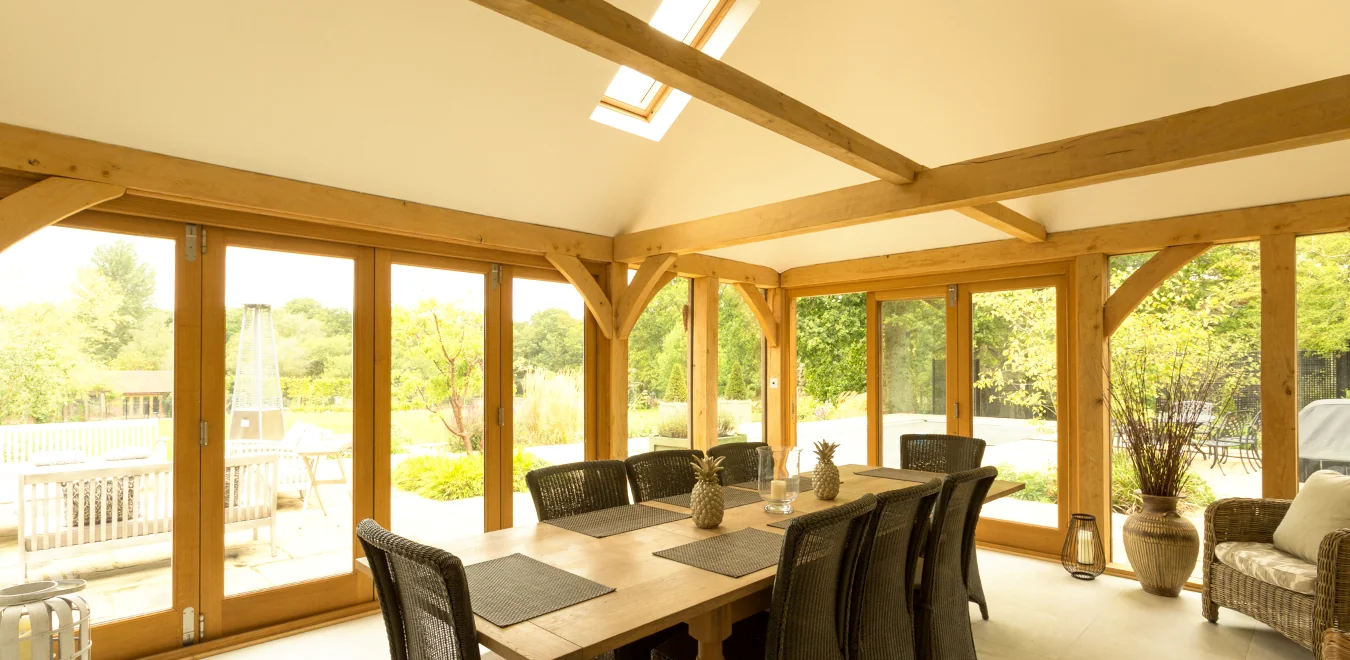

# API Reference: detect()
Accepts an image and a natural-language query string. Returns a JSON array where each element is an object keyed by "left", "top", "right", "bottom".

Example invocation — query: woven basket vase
[{"left": 1122, "top": 494, "right": 1198, "bottom": 597}]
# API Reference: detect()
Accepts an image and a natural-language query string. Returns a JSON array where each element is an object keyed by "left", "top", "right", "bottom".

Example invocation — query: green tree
[
  {"left": 513, "top": 308, "right": 583, "bottom": 390},
  {"left": 391, "top": 300, "right": 484, "bottom": 453},
  {"left": 724, "top": 360, "right": 748, "bottom": 400},
  {"left": 665, "top": 362, "right": 688, "bottom": 403},
  {"left": 75, "top": 241, "right": 156, "bottom": 364},
  {"left": 796, "top": 293, "right": 867, "bottom": 406},
  {"left": 629, "top": 278, "right": 687, "bottom": 399},
  {"left": 718, "top": 283, "right": 761, "bottom": 400}
]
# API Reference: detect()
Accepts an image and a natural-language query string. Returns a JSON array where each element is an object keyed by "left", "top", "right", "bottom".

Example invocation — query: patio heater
[
  {"left": 228, "top": 304, "right": 286, "bottom": 441},
  {"left": 1061, "top": 513, "right": 1106, "bottom": 580}
]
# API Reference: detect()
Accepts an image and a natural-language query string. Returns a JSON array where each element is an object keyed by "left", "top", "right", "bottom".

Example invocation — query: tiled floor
[{"left": 214, "top": 550, "right": 1312, "bottom": 660}]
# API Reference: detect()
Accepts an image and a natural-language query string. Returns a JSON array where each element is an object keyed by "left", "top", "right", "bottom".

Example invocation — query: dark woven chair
[
  {"left": 848, "top": 480, "right": 942, "bottom": 660},
  {"left": 624, "top": 449, "right": 705, "bottom": 502},
  {"left": 652, "top": 494, "right": 879, "bottom": 660},
  {"left": 708, "top": 442, "right": 766, "bottom": 486},
  {"left": 357, "top": 519, "right": 480, "bottom": 660},
  {"left": 526, "top": 460, "right": 629, "bottom": 522},
  {"left": 899, "top": 433, "right": 991, "bottom": 620},
  {"left": 915, "top": 466, "right": 996, "bottom": 660}
]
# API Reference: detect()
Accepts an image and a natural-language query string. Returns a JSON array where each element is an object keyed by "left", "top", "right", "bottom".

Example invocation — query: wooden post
[
  {"left": 764, "top": 289, "right": 789, "bottom": 447},
  {"left": 691, "top": 277, "right": 719, "bottom": 452},
  {"left": 603, "top": 263, "right": 630, "bottom": 460},
  {"left": 1261, "top": 234, "right": 1298, "bottom": 499},
  {"left": 866, "top": 292, "right": 881, "bottom": 465},
  {"left": 1072, "top": 254, "right": 1112, "bottom": 556}
]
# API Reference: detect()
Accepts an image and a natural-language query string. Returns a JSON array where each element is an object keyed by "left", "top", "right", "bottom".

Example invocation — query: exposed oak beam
[
  {"left": 957, "top": 204, "right": 1047, "bottom": 242},
  {"left": 616, "top": 73, "right": 1350, "bottom": 261},
  {"left": 0, "top": 123, "right": 612, "bottom": 260},
  {"left": 1102, "top": 243, "right": 1212, "bottom": 336},
  {"left": 615, "top": 253, "right": 677, "bottom": 339},
  {"left": 732, "top": 282, "right": 778, "bottom": 348},
  {"left": 546, "top": 253, "right": 616, "bottom": 338},
  {"left": 0, "top": 177, "right": 126, "bottom": 253},
  {"left": 666, "top": 253, "right": 779, "bottom": 287}
]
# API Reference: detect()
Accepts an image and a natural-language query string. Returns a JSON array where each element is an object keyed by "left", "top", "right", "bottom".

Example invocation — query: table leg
[
  {"left": 686, "top": 607, "right": 733, "bottom": 660},
  {"left": 302, "top": 456, "right": 327, "bottom": 517}
]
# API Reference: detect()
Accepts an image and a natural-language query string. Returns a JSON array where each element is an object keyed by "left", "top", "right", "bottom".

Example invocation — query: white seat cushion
[
  {"left": 1273, "top": 469, "right": 1350, "bottom": 563},
  {"left": 1214, "top": 541, "right": 1317, "bottom": 595}
]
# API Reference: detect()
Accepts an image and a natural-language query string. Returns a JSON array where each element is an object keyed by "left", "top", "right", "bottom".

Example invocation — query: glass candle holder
[{"left": 757, "top": 446, "right": 802, "bottom": 514}]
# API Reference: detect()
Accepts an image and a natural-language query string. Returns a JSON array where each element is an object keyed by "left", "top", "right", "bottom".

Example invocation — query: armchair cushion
[
  {"left": 1214, "top": 541, "right": 1317, "bottom": 596},
  {"left": 1273, "top": 470, "right": 1350, "bottom": 563}
]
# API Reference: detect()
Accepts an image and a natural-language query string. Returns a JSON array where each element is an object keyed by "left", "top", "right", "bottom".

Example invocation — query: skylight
[{"left": 591, "top": 0, "right": 758, "bottom": 141}]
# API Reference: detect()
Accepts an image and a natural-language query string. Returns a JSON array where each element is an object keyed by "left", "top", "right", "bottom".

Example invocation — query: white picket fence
[{"left": 0, "top": 419, "right": 162, "bottom": 464}]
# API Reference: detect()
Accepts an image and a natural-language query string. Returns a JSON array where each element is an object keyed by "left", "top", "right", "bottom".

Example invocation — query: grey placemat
[
  {"left": 855, "top": 467, "right": 937, "bottom": 482},
  {"left": 653, "top": 528, "right": 784, "bottom": 578},
  {"left": 767, "top": 517, "right": 796, "bottom": 530},
  {"left": 654, "top": 486, "right": 763, "bottom": 509},
  {"left": 464, "top": 553, "right": 614, "bottom": 627},
  {"left": 544, "top": 504, "right": 690, "bottom": 538},
  {"left": 729, "top": 475, "right": 813, "bottom": 491}
]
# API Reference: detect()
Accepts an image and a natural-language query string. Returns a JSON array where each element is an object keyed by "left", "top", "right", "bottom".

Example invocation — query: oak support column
[
  {"left": 1261, "top": 234, "right": 1298, "bottom": 499},
  {"left": 602, "top": 263, "right": 630, "bottom": 460},
  {"left": 764, "top": 289, "right": 789, "bottom": 447},
  {"left": 1073, "top": 254, "right": 1111, "bottom": 555},
  {"left": 691, "top": 277, "right": 719, "bottom": 452}
]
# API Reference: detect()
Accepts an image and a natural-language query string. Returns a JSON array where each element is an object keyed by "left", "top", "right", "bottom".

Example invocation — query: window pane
[
  {"left": 796, "top": 293, "right": 867, "bottom": 470},
  {"left": 224, "top": 247, "right": 354, "bottom": 596},
  {"left": 513, "top": 278, "right": 586, "bottom": 526},
  {"left": 628, "top": 277, "right": 691, "bottom": 456},
  {"left": 879, "top": 297, "right": 947, "bottom": 468},
  {"left": 1109, "top": 244, "right": 1261, "bottom": 577},
  {"left": 973, "top": 287, "right": 1059, "bottom": 528},
  {"left": 0, "top": 227, "right": 175, "bottom": 621},
  {"left": 717, "top": 284, "right": 763, "bottom": 445},
  {"left": 389, "top": 265, "right": 485, "bottom": 546},
  {"left": 601, "top": 0, "right": 721, "bottom": 111},
  {"left": 1296, "top": 233, "right": 1350, "bottom": 482}
]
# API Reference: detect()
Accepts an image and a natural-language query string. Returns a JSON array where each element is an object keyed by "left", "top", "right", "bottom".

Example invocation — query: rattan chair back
[
  {"left": 525, "top": 460, "right": 629, "bottom": 522},
  {"left": 357, "top": 519, "right": 481, "bottom": 660},
  {"left": 848, "top": 480, "right": 942, "bottom": 660},
  {"left": 624, "top": 449, "right": 706, "bottom": 502},
  {"left": 708, "top": 442, "right": 767, "bottom": 486},
  {"left": 915, "top": 466, "right": 997, "bottom": 660},
  {"left": 899, "top": 434, "right": 986, "bottom": 473}
]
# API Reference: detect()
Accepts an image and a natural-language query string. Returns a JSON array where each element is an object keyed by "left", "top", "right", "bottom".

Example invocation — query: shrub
[
  {"left": 392, "top": 450, "right": 551, "bottom": 501},
  {"left": 996, "top": 463, "right": 1059, "bottom": 505},
  {"left": 724, "top": 361, "right": 747, "bottom": 400},
  {"left": 665, "top": 363, "right": 688, "bottom": 402},
  {"left": 1110, "top": 450, "right": 1216, "bottom": 514},
  {"left": 513, "top": 450, "right": 549, "bottom": 493},
  {"left": 656, "top": 414, "right": 689, "bottom": 439},
  {"left": 717, "top": 409, "right": 737, "bottom": 437},
  {"left": 390, "top": 423, "right": 414, "bottom": 455},
  {"left": 515, "top": 370, "right": 584, "bottom": 446}
]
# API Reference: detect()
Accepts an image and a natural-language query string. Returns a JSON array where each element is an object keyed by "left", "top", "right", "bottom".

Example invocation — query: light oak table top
[{"left": 355, "top": 464, "right": 1024, "bottom": 660}]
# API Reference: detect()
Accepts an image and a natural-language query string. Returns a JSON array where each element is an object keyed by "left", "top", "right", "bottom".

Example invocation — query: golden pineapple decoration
[
  {"left": 689, "top": 455, "right": 725, "bottom": 528},
  {"left": 813, "top": 440, "right": 841, "bottom": 500}
]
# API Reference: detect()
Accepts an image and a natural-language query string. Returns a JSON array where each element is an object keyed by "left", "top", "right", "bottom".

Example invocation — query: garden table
[
  {"left": 355, "top": 464, "right": 1022, "bottom": 660},
  {"left": 295, "top": 435, "right": 352, "bottom": 516}
]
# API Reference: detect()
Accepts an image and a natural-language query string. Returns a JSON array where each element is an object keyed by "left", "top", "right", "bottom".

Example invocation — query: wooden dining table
[{"left": 355, "top": 464, "right": 1025, "bottom": 660}]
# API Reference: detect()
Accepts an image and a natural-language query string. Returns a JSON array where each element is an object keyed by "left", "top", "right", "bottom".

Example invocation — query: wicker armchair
[
  {"left": 915, "top": 466, "right": 996, "bottom": 660},
  {"left": 526, "top": 460, "right": 629, "bottom": 522},
  {"left": 1202, "top": 498, "right": 1350, "bottom": 658},
  {"left": 708, "top": 442, "right": 766, "bottom": 486},
  {"left": 899, "top": 434, "right": 991, "bottom": 620},
  {"left": 357, "top": 519, "right": 480, "bottom": 660},
  {"left": 848, "top": 480, "right": 942, "bottom": 660},
  {"left": 652, "top": 494, "right": 879, "bottom": 660},
  {"left": 1327, "top": 630, "right": 1350, "bottom": 660},
  {"left": 624, "top": 449, "right": 705, "bottom": 502}
]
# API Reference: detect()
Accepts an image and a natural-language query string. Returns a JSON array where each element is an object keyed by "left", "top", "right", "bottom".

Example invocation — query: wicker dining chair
[
  {"left": 624, "top": 449, "right": 705, "bottom": 502},
  {"left": 848, "top": 480, "right": 942, "bottom": 660},
  {"left": 915, "top": 466, "right": 997, "bottom": 660},
  {"left": 708, "top": 442, "right": 767, "bottom": 486},
  {"left": 357, "top": 519, "right": 481, "bottom": 660},
  {"left": 651, "top": 494, "right": 880, "bottom": 660},
  {"left": 1326, "top": 630, "right": 1350, "bottom": 660},
  {"left": 526, "top": 460, "right": 630, "bottom": 522},
  {"left": 899, "top": 434, "right": 992, "bottom": 620}
]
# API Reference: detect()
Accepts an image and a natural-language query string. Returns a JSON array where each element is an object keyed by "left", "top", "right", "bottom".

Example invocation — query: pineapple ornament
[
  {"left": 689, "top": 455, "right": 726, "bottom": 528},
  {"left": 813, "top": 440, "right": 841, "bottom": 500}
]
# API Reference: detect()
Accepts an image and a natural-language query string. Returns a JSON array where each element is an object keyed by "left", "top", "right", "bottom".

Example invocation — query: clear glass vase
[{"left": 757, "top": 446, "right": 802, "bottom": 514}]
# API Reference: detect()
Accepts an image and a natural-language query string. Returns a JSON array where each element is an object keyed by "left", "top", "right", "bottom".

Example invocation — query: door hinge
[
  {"left": 200, "top": 227, "right": 208, "bottom": 254},
  {"left": 954, "top": 402, "right": 961, "bottom": 419},
  {"left": 182, "top": 606, "right": 196, "bottom": 646},
  {"left": 200, "top": 612, "right": 206, "bottom": 641},
  {"left": 185, "top": 225, "right": 199, "bottom": 262},
  {"left": 491, "top": 264, "right": 502, "bottom": 289},
  {"left": 497, "top": 407, "right": 505, "bottom": 427},
  {"left": 200, "top": 421, "right": 208, "bottom": 447},
  {"left": 947, "top": 284, "right": 957, "bottom": 308}
]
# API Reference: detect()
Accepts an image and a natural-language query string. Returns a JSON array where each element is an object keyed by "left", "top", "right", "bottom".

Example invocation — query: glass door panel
[
  {"left": 628, "top": 276, "right": 691, "bottom": 456},
  {"left": 878, "top": 297, "right": 949, "bottom": 468}
]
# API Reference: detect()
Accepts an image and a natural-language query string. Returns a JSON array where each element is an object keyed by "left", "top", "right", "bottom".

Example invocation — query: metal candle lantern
[
  {"left": 1061, "top": 514, "right": 1106, "bottom": 580},
  {"left": 0, "top": 579, "right": 91, "bottom": 659}
]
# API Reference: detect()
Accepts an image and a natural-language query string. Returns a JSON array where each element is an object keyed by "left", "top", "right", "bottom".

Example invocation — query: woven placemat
[
  {"left": 653, "top": 528, "right": 784, "bottom": 578},
  {"left": 465, "top": 553, "right": 614, "bottom": 627},
  {"left": 544, "top": 504, "right": 690, "bottom": 538},
  {"left": 855, "top": 467, "right": 936, "bottom": 482},
  {"left": 654, "top": 486, "right": 763, "bottom": 509},
  {"left": 729, "top": 475, "right": 813, "bottom": 491},
  {"left": 767, "top": 517, "right": 796, "bottom": 530}
]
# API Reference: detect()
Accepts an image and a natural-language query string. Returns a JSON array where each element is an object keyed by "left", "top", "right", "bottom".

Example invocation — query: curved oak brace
[
  {"left": 733, "top": 282, "right": 778, "bottom": 348},
  {"left": 615, "top": 253, "right": 677, "bottom": 340},
  {"left": 1103, "top": 243, "right": 1212, "bottom": 337},
  {"left": 0, "top": 177, "right": 126, "bottom": 254},
  {"left": 545, "top": 253, "right": 615, "bottom": 339}
]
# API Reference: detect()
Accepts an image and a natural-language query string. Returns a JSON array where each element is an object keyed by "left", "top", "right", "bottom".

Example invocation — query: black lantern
[{"left": 1061, "top": 513, "right": 1106, "bottom": 580}]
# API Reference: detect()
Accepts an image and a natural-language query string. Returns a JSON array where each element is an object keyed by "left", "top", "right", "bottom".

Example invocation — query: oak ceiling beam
[
  {"left": 0, "top": 123, "right": 612, "bottom": 261},
  {"left": 732, "top": 282, "right": 778, "bottom": 347},
  {"left": 616, "top": 73, "right": 1350, "bottom": 261},
  {"left": 616, "top": 253, "right": 678, "bottom": 339},
  {"left": 667, "top": 253, "right": 779, "bottom": 288},
  {"left": 1103, "top": 243, "right": 1212, "bottom": 336},
  {"left": 469, "top": 0, "right": 1043, "bottom": 243},
  {"left": 0, "top": 177, "right": 126, "bottom": 254},
  {"left": 546, "top": 253, "right": 616, "bottom": 338}
]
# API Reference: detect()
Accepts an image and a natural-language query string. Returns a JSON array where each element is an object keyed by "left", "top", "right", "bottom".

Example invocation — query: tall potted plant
[{"left": 1110, "top": 338, "right": 1237, "bottom": 597}]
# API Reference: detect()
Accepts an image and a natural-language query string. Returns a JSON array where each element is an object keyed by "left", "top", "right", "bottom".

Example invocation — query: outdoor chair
[
  {"left": 848, "top": 480, "right": 942, "bottom": 660},
  {"left": 526, "top": 460, "right": 630, "bottom": 522},
  {"left": 624, "top": 449, "right": 705, "bottom": 502},
  {"left": 1198, "top": 409, "right": 1261, "bottom": 475},
  {"left": 652, "top": 495, "right": 879, "bottom": 660},
  {"left": 915, "top": 466, "right": 997, "bottom": 660},
  {"left": 899, "top": 433, "right": 992, "bottom": 619},
  {"left": 707, "top": 441, "right": 766, "bottom": 486}
]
